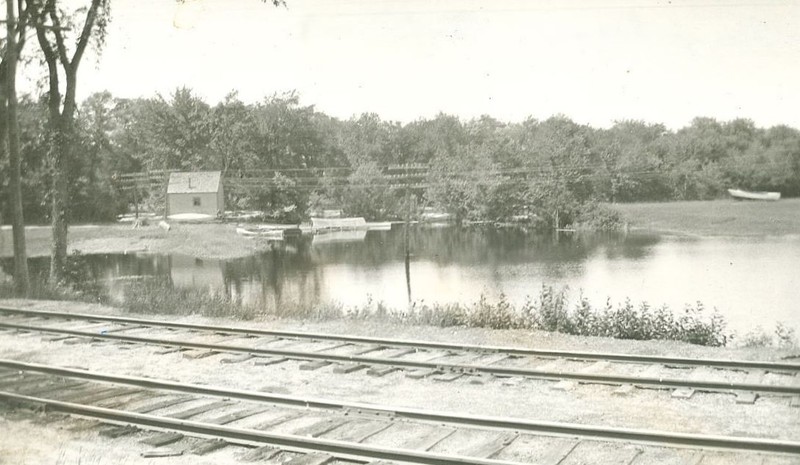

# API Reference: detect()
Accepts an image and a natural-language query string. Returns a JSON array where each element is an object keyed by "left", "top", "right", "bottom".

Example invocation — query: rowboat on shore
[
  {"left": 235, "top": 227, "right": 284, "bottom": 239},
  {"left": 727, "top": 189, "right": 781, "bottom": 201}
]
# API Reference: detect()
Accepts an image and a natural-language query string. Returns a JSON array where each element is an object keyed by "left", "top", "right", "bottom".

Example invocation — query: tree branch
[
  {"left": 16, "top": 0, "right": 28, "bottom": 52},
  {"left": 45, "top": 0, "right": 70, "bottom": 67},
  {"left": 62, "top": 0, "right": 102, "bottom": 117},
  {"left": 29, "top": 1, "right": 61, "bottom": 117},
  {"left": 70, "top": 0, "right": 102, "bottom": 74}
]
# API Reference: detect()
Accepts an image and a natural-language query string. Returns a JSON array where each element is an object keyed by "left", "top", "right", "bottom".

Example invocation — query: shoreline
[
  {"left": 0, "top": 198, "right": 797, "bottom": 260},
  {"left": 1, "top": 199, "right": 799, "bottom": 260}
]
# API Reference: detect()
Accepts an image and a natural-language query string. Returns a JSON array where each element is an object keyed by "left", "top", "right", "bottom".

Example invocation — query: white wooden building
[{"left": 166, "top": 171, "right": 224, "bottom": 217}]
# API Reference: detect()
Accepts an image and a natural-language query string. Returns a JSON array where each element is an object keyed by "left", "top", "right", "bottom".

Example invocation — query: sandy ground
[
  {"left": 0, "top": 299, "right": 798, "bottom": 464},
  {"left": 0, "top": 223, "right": 276, "bottom": 260},
  {"left": 0, "top": 408, "right": 242, "bottom": 465}
]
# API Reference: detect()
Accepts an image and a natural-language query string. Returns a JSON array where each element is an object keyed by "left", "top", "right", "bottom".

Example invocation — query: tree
[
  {"left": 595, "top": 121, "right": 670, "bottom": 202},
  {"left": 27, "top": 0, "right": 110, "bottom": 281},
  {"left": 135, "top": 88, "right": 214, "bottom": 171},
  {"left": 1, "top": 0, "right": 31, "bottom": 294},
  {"left": 426, "top": 144, "right": 498, "bottom": 225},
  {"left": 209, "top": 92, "right": 258, "bottom": 177},
  {"left": 518, "top": 116, "right": 598, "bottom": 228},
  {"left": 71, "top": 92, "right": 127, "bottom": 221},
  {"left": 252, "top": 92, "right": 327, "bottom": 170}
]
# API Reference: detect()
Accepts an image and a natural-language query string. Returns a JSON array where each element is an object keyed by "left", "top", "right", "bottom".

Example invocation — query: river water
[{"left": 4, "top": 226, "right": 799, "bottom": 335}]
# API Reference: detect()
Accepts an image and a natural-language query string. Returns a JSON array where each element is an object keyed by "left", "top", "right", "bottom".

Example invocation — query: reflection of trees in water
[
  {"left": 1, "top": 253, "right": 171, "bottom": 287},
  {"left": 0, "top": 229, "right": 659, "bottom": 307},
  {"left": 209, "top": 228, "right": 661, "bottom": 307},
  {"left": 222, "top": 238, "right": 323, "bottom": 308},
  {"left": 310, "top": 227, "right": 657, "bottom": 266},
  {"left": 588, "top": 233, "right": 661, "bottom": 261}
]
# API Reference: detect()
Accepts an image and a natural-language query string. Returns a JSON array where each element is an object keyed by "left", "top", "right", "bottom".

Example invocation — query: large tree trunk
[
  {"left": 28, "top": 0, "right": 105, "bottom": 283},
  {"left": 49, "top": 116, "right": 72, "bottom": 282},
  {"left": 3, "top": 0, "right": 31, "bottom": 295}
]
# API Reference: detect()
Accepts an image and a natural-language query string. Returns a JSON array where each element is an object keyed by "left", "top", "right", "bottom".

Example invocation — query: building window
[{"left": 193, "top": 197, "right": 201, "bottom": 207}]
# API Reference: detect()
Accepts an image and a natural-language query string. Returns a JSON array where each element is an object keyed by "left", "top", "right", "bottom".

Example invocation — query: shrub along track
[
  {"left": 0, "top": 306, "right": 798, "bottom": 402},
  {"left": 0, "top": 359, "right": 798, "bottom": 465}
]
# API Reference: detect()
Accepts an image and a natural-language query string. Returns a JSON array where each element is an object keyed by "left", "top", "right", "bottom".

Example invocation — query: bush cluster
[
  {"left": 397, "top": 287, "right": 729, "bottom": 347},
  {"left": 111, "top": 282, "right": 732, "bottom": 346}
]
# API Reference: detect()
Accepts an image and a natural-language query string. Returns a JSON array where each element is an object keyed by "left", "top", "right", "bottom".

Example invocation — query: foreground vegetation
[
  {"left": 52, "top": 276, "right": 790, "bottom": 348},
  {"left": 121, "top": 281, "right": 732, "bottom": 346},
  {"left": 2, "top": 271, "right": 796, "bottom": 348}
]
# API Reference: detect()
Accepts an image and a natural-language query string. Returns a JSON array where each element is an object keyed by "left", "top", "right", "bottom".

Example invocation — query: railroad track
[
  {"left": 1, "top": 306, "right": 799, "bottom": 402},
  {"left": 0, "top": 359, "right": 798, "bottom": 465}
]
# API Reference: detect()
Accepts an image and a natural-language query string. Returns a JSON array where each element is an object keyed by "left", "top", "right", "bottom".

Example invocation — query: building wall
[{"left": 167, "top": 192, "right": 220, "bottom": 216}]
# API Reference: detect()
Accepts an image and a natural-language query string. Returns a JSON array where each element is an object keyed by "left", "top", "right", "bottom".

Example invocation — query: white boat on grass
[{"left": 727, "top": 189, "right": 781, "bottom": 201}]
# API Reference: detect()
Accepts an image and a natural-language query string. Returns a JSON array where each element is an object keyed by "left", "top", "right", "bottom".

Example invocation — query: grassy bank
[{"left": 614, "top": 198, "right": 800, "bottom": 236}]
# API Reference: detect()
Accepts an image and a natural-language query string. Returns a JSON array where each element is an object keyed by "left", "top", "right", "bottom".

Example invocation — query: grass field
[{"left": 614, "top": 198, "right": 800, "bottom": 236}]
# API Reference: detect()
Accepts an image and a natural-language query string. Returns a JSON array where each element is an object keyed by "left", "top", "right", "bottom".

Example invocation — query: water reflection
[{"left": 1, "top": 226, "right": 797, "bottom": 334}]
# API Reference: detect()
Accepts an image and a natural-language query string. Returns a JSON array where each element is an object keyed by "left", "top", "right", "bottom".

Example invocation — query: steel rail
[
  {"left": 1, "top": 359, "right": 799, "bottom": 454},
  {"left": 2, "top": 320, "right": 798, "bottom": 395},
  {"left": 0, "top": 391, "right": 519, "bottom": 465},
  {"left": 1, "top": 306, "right": 797, "bottom": 372}
]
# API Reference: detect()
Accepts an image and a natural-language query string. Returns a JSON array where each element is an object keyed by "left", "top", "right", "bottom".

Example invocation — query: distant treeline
[{"left": 4, "top": 88, "right": 799, "bottom": 228}]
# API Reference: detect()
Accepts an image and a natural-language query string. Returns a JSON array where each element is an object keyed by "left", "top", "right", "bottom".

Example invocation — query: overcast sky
[{"left": 20, "top": 0, "right": 800, "bottom": 129}]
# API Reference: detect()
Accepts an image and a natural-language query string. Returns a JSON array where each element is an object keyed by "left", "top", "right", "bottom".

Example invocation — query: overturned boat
[{"left": 727, "top": 189, "right": 781, "bottom": 201}]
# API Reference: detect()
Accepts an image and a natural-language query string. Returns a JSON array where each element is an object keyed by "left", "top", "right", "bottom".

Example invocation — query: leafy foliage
[{"left": 5, "top": 89, "right": 800, "bottom": 227}]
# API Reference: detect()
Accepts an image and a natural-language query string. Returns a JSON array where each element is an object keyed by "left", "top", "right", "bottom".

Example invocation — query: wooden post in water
[
  {"left": 554, "top": 209, "right": 560, "bottom": 242},
  {"left": 133, "top": 180, "right": 139, "bottom": 220},
  {"left": 163, "top": 171, "right": 169, "bottom": 221},
  {"left": 404, "top": 171, "right": 412, "bottom": 305}
]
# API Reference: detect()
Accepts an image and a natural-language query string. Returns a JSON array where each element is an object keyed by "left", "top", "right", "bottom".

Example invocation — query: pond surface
[{"left": 4, "top": 226, "right": 799, "bottom": 334}]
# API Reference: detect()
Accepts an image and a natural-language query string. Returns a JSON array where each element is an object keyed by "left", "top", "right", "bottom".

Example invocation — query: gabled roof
[{"left": 167, "top": 171, "right": 222, "bottom": 194}]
